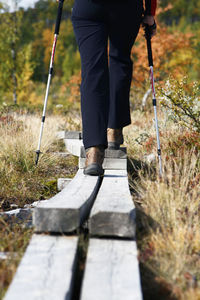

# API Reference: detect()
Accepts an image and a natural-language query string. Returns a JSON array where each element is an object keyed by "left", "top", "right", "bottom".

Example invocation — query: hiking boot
[
  {"left": 84, "top": 146, "right": 105, "bottom": 176},
  {"left": 107, "top": 128, "right": 124, "bottom": 150}
]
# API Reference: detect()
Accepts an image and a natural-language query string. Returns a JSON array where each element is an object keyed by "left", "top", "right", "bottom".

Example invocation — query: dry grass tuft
[
  {"left": 0, "top": 114, "right": 78, "bottom": 209},
  {"left": 127, "top": 110, "right": 200, "bottom": 299},
  {"left": 0, "top": 218, "right": 33, "bottom": 299},
  {"left": 0, "top": 112, "right": 79, "bottom": 298}
]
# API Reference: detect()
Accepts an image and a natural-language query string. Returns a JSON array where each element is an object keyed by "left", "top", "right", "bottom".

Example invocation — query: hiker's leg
[
  {"left": 108, "top": 0, "right": 143, "bottom": 128},
  {"left": 72, "top": 0, "right": 109, "bottom": 149}
]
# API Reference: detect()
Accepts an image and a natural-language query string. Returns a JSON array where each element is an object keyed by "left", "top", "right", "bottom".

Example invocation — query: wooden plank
[
  {"left": 56, "top": 131, "right": 66, "bottom": 139},
  {"left": 64, "top": 139, "right": 83, "bottom": 156},
  {"left": 57, "top": 178, "right": 72, "bottom": 191},
  {"left": 33, "top": 170, "right": 102, "bottom": 233},
  {"left": 89, "top": 170, "right": 136, "bottom": 238},
  {"left": 1, "top": 208, "right": 32, "bottom": 228},
  {"left": 4, "top": 234, "right": 78, "bottom": 300},
  {"left": 79, "top": 157, "right": 127, "bottom": 170},
  {"left": 64, "top": 131, "right": 82, "bottom": 139},
  {"left": 57, "top": 131, "right": 82, "bottom": 140},
  {"left": 64, "top": 139, "right": 127, "bottom": 161},
  {"left": 81, "top": 238, "right": 142, "bottom": 300}
]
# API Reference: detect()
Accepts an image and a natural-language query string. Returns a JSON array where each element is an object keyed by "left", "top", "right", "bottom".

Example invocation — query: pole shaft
[
  {"left": 150, "top": 67, "right": 161, "bottom": 151},
  {"left": 55, "top": 0, "right": 64, "bottom": 35},
  {"left": 146, "top": 33, "right": 162, "bottom": 176},
  {"left": 37, "top": 121, "right": 45, "bottom": 151},
  {"left": 145, "top": 26, "right": 153, "bottom": 67},
  {"left": 147, "top": 37, "right": 153, "bottom": 67},
  {"left": 35, "top": 0, "right": 64, "bottom": 165}
]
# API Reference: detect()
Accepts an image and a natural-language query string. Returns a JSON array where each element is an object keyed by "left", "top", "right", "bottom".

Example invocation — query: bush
[{"left": 160, "top": 77, "right": 200, "bottom": 132}]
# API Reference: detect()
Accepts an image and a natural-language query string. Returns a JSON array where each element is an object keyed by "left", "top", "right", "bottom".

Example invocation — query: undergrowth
[
  {"left": 0, "top": 112, "right": 79, "bottom": 298},
  {"left": 0, "top": 219, "right": 33, "bottom": 299},
  {"left": 0, "top": 113, "right": 78, "bottom": 210},
  {"left": 126, "top": 108, "right": 200, "bottom": 300}
]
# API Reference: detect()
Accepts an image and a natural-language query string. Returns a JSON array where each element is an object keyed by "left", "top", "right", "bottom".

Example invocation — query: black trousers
[{"left": 72, "top": 0, "right": 143, "bottom": 149}]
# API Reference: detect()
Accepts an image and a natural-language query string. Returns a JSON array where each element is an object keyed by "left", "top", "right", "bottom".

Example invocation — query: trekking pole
[
  {"left": 145, "top": 26, "right": 162, "bottom": 177},
  {"left": 35, "top": 0, "right": 64, "bottom": 165}
]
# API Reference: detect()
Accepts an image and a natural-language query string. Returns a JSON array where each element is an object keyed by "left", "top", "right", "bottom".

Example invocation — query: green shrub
[{"left": 160, "top": 77, "right": 200, "bottom": 132}]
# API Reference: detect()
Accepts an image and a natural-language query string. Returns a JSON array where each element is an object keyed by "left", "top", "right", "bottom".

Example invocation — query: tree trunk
[
  {"left": 11, "top": 48, "right": 17, "bottom": 105},
  {"left": 12, "top": 6, "right": 18, "bottom": 105}
]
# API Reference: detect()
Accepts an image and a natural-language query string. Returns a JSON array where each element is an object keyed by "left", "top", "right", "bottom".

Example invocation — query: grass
[
  {"left": 0, "top": 96, "right": 199, "bottom": 299},
  {"left": 0, "top": 111, "right": 79, "bottom": 298},
  {"left": 0, "top": 220, "right": 33, "bottom": 299},
  {"left": 0, "top": 113, "right": 78, "bottom": 210},
  {"left": 126, "top": 108, "right": 200, "bottom": 299}
]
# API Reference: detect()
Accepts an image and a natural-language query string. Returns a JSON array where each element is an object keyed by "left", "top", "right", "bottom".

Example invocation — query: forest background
[{"left": 0, "top": 0, "right": 200, "bottom": 112}]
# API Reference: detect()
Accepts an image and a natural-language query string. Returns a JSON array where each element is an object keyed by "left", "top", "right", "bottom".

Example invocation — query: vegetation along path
[{"left": 4, "top": 131, "right": 142, "bottom": 300}]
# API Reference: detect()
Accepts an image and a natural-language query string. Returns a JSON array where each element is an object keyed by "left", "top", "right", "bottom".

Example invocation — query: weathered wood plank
[
  {"left": 81, "top": 238, "right": 142, "bottom": 300},
  {"left": 64, "top": 138, "right": 127, "bottom": 163},
  {"left": 64, "top": 139, "right": 83, "bottom": 156},
  {"left": 57, "top": 131, "right": 82, "bottom": 140},
  {"left": 33, "top": 170, "right": 102, "bottom": 233},
  {"left": 89, "top": 169, "right": 136, "bottom": 238},
  {"left": 56, "top": 130, "right": 66, "bottom": 139},
  {"left": 0, "top": 208, "right": 32, "bottom": 228},
  {"left": 57, "top": 178, "right": 72, "bottom": 191},
  {"left": 4, "top": 234, "right": 78, "bottom": 300}
]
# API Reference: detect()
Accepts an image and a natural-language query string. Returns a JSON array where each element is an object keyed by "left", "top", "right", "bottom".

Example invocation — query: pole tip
[{"left": 35, "top": 150, "right": 42, "bottom": 166}]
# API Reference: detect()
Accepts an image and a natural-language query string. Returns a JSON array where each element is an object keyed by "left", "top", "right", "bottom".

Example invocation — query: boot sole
[{"left": 84, "top": 163, "right": 104, "bottom": 176}]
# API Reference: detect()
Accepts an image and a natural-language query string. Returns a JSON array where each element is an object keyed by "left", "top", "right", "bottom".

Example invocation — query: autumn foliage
[
  {"left": 132, "top": 26, "right": 194, "bottom": 86},
  {"left": 0, "top": 0, "right": 200, "bottom": 109}
]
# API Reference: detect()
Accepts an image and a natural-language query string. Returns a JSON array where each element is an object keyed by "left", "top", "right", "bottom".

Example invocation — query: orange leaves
[
  {"left": 61, "top": 72, "right": 81, "bottom": 103},
  {"left": 156, "top": 1, "right": 173, "bottom": 15},
  {"left": 132, "top": 24, "right": 194, "bottom": 86}
]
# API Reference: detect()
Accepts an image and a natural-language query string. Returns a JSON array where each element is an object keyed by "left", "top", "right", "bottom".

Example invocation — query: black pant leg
[
  {"left": 72, "top": 0, "right": 109, "bottom": 149},
  {"left": 108, "top": 0, "right": 143, "bottom": 128}
]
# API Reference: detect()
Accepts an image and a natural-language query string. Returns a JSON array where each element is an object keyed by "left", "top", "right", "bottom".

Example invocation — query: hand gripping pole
[
  {"left": 145, "top": 26, "right": 162, "bottom": 177},
  {"left": 35, "top": 0, "right": 64, "bottom": 166}
]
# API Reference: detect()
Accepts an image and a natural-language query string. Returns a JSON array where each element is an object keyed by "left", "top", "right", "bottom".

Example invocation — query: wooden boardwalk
[
  {"left": 81, "top": 239, "right": 142, "bottom": 300},
  {"left": 4, "top": 235, "right": 78, "bottom": 300},
  {"left": 4, "top": 131, "right": 142, "bottom": 300}
]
